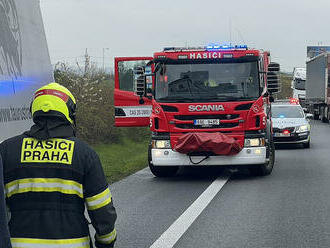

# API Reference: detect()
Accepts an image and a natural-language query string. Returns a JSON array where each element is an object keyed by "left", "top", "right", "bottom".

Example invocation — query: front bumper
[
  {"left": 273, "top": 132, "right": 310, "bottom": 144},
  {"left": 151, "top": 147, "right": 267, "bottom": 166}
]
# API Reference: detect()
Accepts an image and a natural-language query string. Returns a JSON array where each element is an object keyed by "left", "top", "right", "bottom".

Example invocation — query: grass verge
[{"left": 93, "top": 139, "right": 149, "bottom": 183}]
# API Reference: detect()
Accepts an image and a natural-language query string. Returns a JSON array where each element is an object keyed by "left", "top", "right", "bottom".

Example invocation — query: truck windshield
[
  {"left": 155, "top": 61, "right": 260, "bottom": 102},
  {"left": 294, "top": 79, "right": 305, "bottom": 90}
]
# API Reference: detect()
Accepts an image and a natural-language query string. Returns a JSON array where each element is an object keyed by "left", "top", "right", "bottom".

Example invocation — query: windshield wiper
[
  {"left": 168, "top": 77, "right": 192, "bottom": 86},
  {"left": 158, "top": 96, "right": 193, "bottom": 102},
  {"left": 196, "top": 96, "right": 257, "bottom": 101}
]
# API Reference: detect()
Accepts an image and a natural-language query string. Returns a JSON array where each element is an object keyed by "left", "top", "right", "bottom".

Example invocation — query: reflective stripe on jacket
[{"left": 11, "top": 237, "right": 90, "bottom": 248}]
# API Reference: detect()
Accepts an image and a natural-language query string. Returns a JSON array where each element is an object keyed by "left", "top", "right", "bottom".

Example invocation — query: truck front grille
[
  {"left": 273, "top": 135, "right": 308, "bottom": 142},
  {"left": 174, "top": 114, "right": 239, "bottom": 120},
  {"left": 172, "top": 114, "right": 240, "bottom": 129},
  {"left": 175, "top": 122, "right": 239, "bottom": 129},
  {"left": 273, "top": 127, "right": 295, "bottom": 133}
]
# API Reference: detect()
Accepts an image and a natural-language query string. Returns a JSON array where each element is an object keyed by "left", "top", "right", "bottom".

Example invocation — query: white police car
[{"left": 272, "top": 101, "right": 311, "bottom": 148}]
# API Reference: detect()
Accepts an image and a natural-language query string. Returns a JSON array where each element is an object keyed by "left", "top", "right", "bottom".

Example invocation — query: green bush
[
  {"left": 54, "top": 63, "right": 149, "bottom": 144},
  {"left": 275, "top": 73, "right": 293, "bottom": 99}
]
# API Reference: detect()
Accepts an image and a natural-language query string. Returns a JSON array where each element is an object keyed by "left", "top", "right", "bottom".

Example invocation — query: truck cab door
[{"left": 114, "top": 57, "right": 153, "bottom": 127}]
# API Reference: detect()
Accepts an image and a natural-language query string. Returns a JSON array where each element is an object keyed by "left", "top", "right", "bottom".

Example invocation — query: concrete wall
[{"left": 0, "top": 0, "right": 53, "bottom": 141}]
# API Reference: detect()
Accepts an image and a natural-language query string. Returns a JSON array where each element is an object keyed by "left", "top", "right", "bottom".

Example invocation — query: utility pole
[
  {"left": 103, "top": 48, "right": 109, "bottom": 72},
  {"left": 84, "top": 48, "right": 90, "bottom": 75},
  {"left": 229, "top": 17, "right": 232, "bottom": 45}
]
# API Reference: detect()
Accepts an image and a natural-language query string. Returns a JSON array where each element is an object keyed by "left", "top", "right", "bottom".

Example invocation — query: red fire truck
[{"left": 114, "top": 45, "right": 280, "bottom": 177}]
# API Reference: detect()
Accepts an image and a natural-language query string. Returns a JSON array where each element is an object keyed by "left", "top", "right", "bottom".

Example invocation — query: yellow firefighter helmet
[{"left": 31, "top": 82, "right": 76, "bottom": 124}]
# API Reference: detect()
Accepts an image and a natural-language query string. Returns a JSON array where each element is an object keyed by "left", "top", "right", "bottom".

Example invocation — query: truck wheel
[
  {"left": 148, "top": 143, "right": 179, "bottom": 177},
  {"left": 322, "top": 106, "right": 329, "bottom": 123},
  {"left": 249, "top": 140, "right": 275, "bottom": 176},
  {"left": 312, "top": 105, "right": 320, "bottom": 120}
]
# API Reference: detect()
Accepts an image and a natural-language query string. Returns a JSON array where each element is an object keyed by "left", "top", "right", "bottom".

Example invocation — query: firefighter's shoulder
[
  {"left": 0, "top": 134, "right": 24, "bottom": 146},
  {"left": 0, "top": 134, "right": 26, "bottom": 156},
  {"left": 67, "top": 137, "right": 102, "bottom": 169},
  {"left": 69, "top": 137, "right": 98, "bottom": 158}
]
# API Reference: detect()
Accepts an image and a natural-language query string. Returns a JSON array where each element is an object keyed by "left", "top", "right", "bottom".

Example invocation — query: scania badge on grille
[{"left": 188, "top": 105, "right": 225, "bottom": 112}]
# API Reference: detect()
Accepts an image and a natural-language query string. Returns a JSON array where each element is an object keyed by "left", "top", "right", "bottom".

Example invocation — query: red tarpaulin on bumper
[{"left": 174, "top": 132, "right": 242, "bottom": 156}]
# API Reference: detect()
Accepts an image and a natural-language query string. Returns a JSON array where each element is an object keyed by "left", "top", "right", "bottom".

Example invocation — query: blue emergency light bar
[
  {"left": 206, "top": 44, "right": 248, "bottom": 50},
  {"left": 162, "top": 44, "right": 248, "bottom": 52}
]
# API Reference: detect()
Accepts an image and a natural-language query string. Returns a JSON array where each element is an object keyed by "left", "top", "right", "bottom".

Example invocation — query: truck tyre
[
  {"left": 148, "top": 143, "right": 179, "bottom": 177},
  {"left": 320, "top": 106, "right": 326, "bottom": 122},
  {"left": 249, "top": 124, "right": 275, "bottom": 176},
  {"left": 322, "top": 106, "right": 328, "bottom": 123},
  {"left": 314, "top": 105, "right": 321, "bottom": 120},
  {"left": 249, "top": 141, "right": 275, "bottom": 176}
]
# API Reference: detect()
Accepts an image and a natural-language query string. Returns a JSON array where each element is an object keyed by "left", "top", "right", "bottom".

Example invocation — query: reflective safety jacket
[{"left": 0, "top": 134, "right": 117, "bottom": 248}]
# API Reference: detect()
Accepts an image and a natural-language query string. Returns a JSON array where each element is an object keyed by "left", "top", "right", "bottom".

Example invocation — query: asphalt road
[{"left": 91, "top": 120, "right": 330, "bottom": 248}]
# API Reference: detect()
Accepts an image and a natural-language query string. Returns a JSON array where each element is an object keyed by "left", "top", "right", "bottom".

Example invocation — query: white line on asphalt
[{"left": 149, "top": 174, "right": 230, "bottom": 248}]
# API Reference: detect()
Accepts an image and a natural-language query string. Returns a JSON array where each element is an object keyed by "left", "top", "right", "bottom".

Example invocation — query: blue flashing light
[
  {"left": 0, "top": 77, "right": 37, "bottom": 96},
  {"left": 206, "top": 44, "right": 248, "bottom": 51},
  {"left": 0, "top": 81, "right": 15, "bottom": 96},
  {"left": 235, "top": 45, "right": 248, "bottom": 49},
  {"left": 279, "top": 114, "right": 285, "bottom": 118}
]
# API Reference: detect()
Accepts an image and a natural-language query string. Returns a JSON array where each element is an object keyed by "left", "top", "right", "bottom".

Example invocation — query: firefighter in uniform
[
  {"left": 0, "top": 83, "right": 117, "bottom": 248},
  {"left": 0, "top": 155, "right": 12, "bottom": 248}
]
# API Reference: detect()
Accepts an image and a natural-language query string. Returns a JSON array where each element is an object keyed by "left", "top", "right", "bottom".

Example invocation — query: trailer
[
  {"left": 0, "top": 0, "right": 53, "bottom": 142},
  {"left": 305, "top": 53, "right": 330, "bottom": 122}
]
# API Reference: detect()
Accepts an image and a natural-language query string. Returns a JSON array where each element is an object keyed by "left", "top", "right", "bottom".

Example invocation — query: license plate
[
  {"left": 194, "top": 119, "right": 220, "bottom": 126},
  {"left": 274, "top": 133, "right": 290, "bottom": 137}
]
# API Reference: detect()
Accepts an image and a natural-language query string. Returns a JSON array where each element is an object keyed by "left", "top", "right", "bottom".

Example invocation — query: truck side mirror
[
  {"left": 133, "top": 66, "right": 146, "bottom": 98},
  {"left": 268, "top": 62, "right": 280, "bottom": 72},
  {"left": 267, "top": 71, "right": 281, "bottom": 94},
  {"left": 267, "top": 62, "right": 281, "bottom": 94},
  {"left": 306, "top": 113, "right": 313, "bottom": 120}
]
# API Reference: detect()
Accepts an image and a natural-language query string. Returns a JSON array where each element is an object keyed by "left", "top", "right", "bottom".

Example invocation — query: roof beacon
[{"left": 206, "top": 44, "right": 248, "bottom": 51}]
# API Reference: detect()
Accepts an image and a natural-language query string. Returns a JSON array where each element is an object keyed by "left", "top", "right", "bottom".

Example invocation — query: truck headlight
[
  {"left": 295, "top": 125, "right": 310, "bottom": 133},
  {"left": 244, "top": 138, "right": 265, "bottom": 147},
  {"left": 152, "top": 140, "right": 171, "bottom": 149}
]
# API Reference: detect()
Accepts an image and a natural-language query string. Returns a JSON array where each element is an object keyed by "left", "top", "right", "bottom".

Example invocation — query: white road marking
[{"left": 149, "top": 174, "right": 230, "bottom": 248}]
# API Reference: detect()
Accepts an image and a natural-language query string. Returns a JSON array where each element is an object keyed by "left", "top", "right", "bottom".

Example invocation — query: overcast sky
[{"left": 40, "top": 0, "right": 330, "bottom": 72}]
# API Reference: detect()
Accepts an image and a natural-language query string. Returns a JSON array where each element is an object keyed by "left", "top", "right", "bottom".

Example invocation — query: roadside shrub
[
  {"left": 275, "top": 73, "right": 293, "bottom": 99},
  {"left": 54, "top": 63, "right": 150, "bottom": 144}
]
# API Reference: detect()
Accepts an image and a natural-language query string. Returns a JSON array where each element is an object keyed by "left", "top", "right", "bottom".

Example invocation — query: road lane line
[{"left": 149, "top": 174, "right": 230, "bottom": 248}]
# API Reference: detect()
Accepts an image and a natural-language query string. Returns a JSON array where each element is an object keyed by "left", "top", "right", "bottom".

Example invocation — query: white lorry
[
  {"left": 291, "top": 67, "right": 306, "bottom": 107},
  {"left": 0, "top": 0, "right": 53, "bottom": 142}
]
